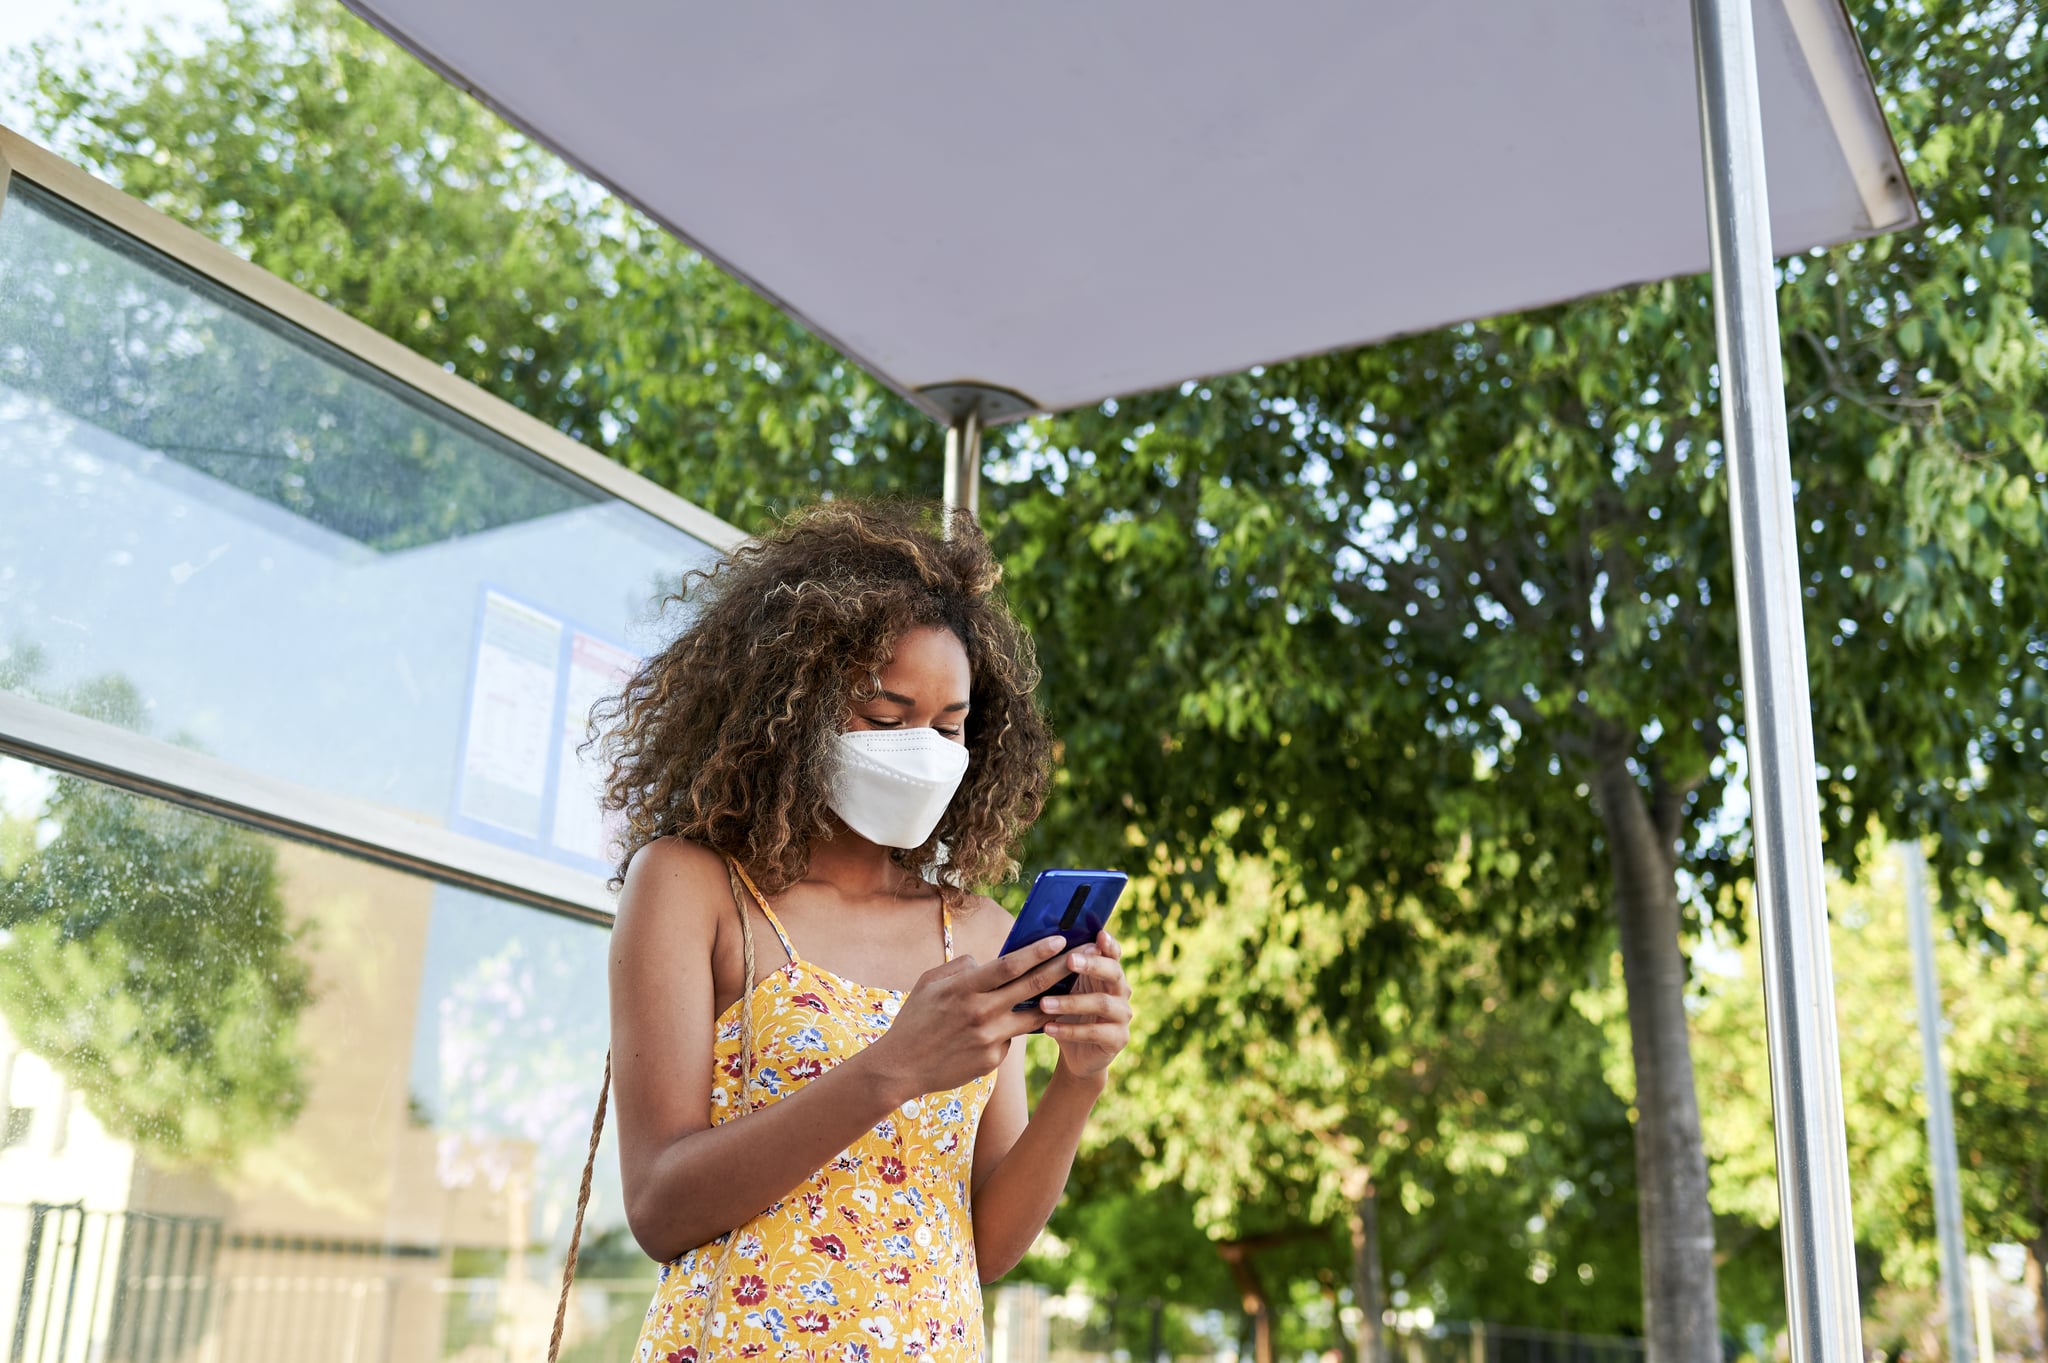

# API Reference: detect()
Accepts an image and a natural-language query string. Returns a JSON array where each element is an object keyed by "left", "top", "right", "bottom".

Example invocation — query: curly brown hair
[{"left": 594, "top": 500, "right": 1053, "bottom": 893}]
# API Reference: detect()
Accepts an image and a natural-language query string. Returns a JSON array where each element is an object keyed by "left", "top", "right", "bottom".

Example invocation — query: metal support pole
[
  {"left": 1902, "top": 841, "right": 1975, "bottom": 1363},
  {"left": 1690, "top": 0, "right": 1864, "bottom": 1358},
  {"left": 943, "top": 411, "right": 981, "bottom": 527},
  {"left": 1970, "top": 1256, "right": 1996, "bottom": 1361}
]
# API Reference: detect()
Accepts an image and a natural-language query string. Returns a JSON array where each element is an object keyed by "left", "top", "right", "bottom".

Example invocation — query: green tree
[
  {"left": 989, "top": 4, "right": 2048, "bottom": 1357},
  {"left": 0, "top": 754, "right": 311, "bottom": 1166},
  {"left": 1080, "top": 852, "right": 1647, "bottom": 1362},
  {"left": 0, "top": 669, "right": 312, "bottom": 1167},
  {"left": 592, "top": 225, "right": 940, "bottom": 520},
  {"left": 1694, "top": 846, "right": 2048, "bottom": 1352},
  {"left": 17, "top": 0, "right": 937, "bottom": 528},
  {"left": 0, "top": 170, "right": 588, "bottom": 552},
  {"left": 1023, "top": 1178, "right": 1244, "bottom": 1361},
  {"left": 24, "top": 0, "right": 604, "bottom": 445}
]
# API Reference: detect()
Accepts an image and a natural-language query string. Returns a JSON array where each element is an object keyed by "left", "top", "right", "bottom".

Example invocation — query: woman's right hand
[{"left": 865, "top": 934, "right": 1076, "bottom": 1099}]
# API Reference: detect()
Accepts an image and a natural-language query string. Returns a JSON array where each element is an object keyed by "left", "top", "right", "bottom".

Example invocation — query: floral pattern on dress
[{"left": 636, "top": 883, "right": 996, "bottom": 1363}]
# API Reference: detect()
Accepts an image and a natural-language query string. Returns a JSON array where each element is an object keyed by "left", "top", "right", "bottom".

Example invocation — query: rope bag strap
[{"left": 547, "top": 1049, "right": 611, "bottom": 1362}]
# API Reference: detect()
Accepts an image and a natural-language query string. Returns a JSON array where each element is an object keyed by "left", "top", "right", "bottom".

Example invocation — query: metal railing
[
  {"left": 3, "top": 1205, "right": 657, "bottom": 1363},
  {"left": 12, "top": 1211, "right": 1649, "bottom": 1363},
  {"left": 1387, "top": 1320, "right": 1647, "bottom": 1363},
  {"left": 9, "top": 1202, "right": 222, "bottom": 1363},
  {"left": 989, "top": 1284, "right": 1646, "bottom": 1363}
]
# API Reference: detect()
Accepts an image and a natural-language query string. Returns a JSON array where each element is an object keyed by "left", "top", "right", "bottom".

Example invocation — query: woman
[{"left": 598, "top": 501, "right": 1132, "bottom": 1362}]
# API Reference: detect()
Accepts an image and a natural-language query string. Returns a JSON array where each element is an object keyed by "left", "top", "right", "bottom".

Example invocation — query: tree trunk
[
  {"left": 1593, "top": 747, "right": 1720, "bottom": 1363},
  {"left": 1345, "top": 1169, "right": 1386, "bottom": 1363},
  {"left": 2027, "top": 1233, "right": 2047, "bottom": 1357},
  {"left": 1217, "top": 1240, "right": 1277, "bottom": 1363}
]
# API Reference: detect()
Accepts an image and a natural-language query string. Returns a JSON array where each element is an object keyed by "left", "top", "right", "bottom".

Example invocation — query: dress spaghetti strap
[
  {"left": 940, "top": 895, "right": 956, "bottom": 963},
  {"left": 726, "top": 858, "right": 799, "bottom": 967}
]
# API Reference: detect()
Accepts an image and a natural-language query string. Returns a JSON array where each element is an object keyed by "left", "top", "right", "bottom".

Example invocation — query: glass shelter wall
[
  {"left": 0, "top": 178, "right": 719, "bottom": 877},
  {"left": 0, "top": 127, "right": 734, "bottom": 1362},
  {"left": 0, "top": 757, "right": 645, "bottom": 1363}
]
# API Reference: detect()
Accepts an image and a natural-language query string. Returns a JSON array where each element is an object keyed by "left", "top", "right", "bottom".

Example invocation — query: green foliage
[
  {"left": 593, "top": 229, "right": 940, "bottom": 522},
  {"left": 1021, "top": 1176, "right": 1251, "bottom": 1361},
  {"left": 1693, "top": 844, "right": 2048, "bottom": 1320},
  {"left": 993, "top": 3, "right": 2047, "bottom": 1340},
  {"left": 0, "top": 662, "right": 312, "bottom": 1168},
  {"left": 1025, "top": 1171, "right": 1237, "bottom": 1310},
  {"left": 0, "top": 763, "right": 312, "bottom": 1166},
  {"left": 17, "top": 0, "right": 2042, "bottom": 922},
  {"left": 25, "top": 0, "right": 605, "bottom": 445},
  {"left": 1011, "top": 0, "right": 2048, "bottom": 943},
  {"left": 17, "top": 0, "right": 938, "bottom": 531},
  {"left": 0, "top": 178, "right": 587, "bottom": 551},
  {"left": 1078, "top": 852, "right": 1646, "bottom": 1339}
]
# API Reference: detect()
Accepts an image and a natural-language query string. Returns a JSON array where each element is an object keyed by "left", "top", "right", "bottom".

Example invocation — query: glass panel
[
  {"left": 0, "top": 755, "right": 649, "bottom": 1363},
  {"left": 0, "top": 181, "right": 716, "bottom": 869}
]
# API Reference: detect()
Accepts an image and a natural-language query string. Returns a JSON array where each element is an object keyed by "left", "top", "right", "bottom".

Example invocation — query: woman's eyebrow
[{"left": 877, "top": 689, "right": 970, "bottom": 713}]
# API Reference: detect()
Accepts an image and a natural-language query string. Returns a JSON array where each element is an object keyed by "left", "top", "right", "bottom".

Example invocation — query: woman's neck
[{"left": 802, "top": 831, "right": 925, "bottom": 900}]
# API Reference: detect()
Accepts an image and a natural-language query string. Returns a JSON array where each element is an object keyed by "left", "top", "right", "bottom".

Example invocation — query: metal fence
[
  {"left": 989, "top": 1283, "right": 1647, "bottom": 1363},
  {"left": 3, "top": 1204, "right": 655, "bottom": 1363},
  {"left": 12, "top": 1208, "right": 1648, "bottom": 1363},
  {"left": 9, "top": 1202, "right": 223, "bottom": 1363},
  {"left": 1383, "top": 1320, "right": 1647, "bottom": 1363}
]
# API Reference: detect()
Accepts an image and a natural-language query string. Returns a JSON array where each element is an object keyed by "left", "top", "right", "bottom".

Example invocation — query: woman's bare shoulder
[
  {"left": 613, "top": 837, "right": 732, "bottom": 949},
  {"left": 951, "top": 891, "right": 1018, "bottom": 963}
]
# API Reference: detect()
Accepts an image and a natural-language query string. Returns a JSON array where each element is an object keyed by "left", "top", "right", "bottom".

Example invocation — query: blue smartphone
[{"left": 999, "top": 868, "right": 1128, "bottom": 1014}]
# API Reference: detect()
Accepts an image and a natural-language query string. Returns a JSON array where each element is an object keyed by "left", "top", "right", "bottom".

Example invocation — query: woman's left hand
[{"left": 1038, "top": 930, "right": 1132, "bottom": 1081}]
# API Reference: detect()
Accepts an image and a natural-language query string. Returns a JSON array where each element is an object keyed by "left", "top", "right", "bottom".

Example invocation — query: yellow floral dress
[{"left": 635, "top": 874, "right": 997, "bottom": 1363}]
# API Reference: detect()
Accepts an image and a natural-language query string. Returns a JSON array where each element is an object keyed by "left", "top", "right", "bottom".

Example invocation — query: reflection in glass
[
  {"left": 0, "top": 758, "right": 641, "bottom": 1363},
  {"left": 0, "top": 763, "right": 310, "bottom": 1168},
  {"left": 0, "top": 179, "right": 716, "bottom": 850},
  {"left": 0, "top": 189, "right": 587, "bottom": 551}
]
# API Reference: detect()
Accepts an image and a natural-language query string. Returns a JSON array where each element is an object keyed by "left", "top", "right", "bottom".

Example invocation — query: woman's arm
[
  {"left": 965, "top": 910, "right": 1133, "bottom": 1282},
  {"left": 968, "top": 1051, "right": 1108, "bottom": 1280},
  {"left": 611, "top": 842, "right": 1073, "bottom": 1262},
  {"left": 610, "top": 840, "right": 906, "bottom": 1259}
]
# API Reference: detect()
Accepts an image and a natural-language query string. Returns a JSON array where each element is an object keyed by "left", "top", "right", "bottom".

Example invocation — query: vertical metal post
[
  {"left": 943, "top": 411, "right": 982, "bottom": 527},
  {"left": 11, "top": 1203, "right": 48, "bottom": 1363},
  {"left": 53, "top": 1204, "right": 87, "bottom": 1363},
  {"left": 1690, "top": 0, "right": 1864, "bottom": 1358},
  {"left": 1902, "top": 841, "right": 1975, "bottom": 1363},
  {"left": 1970, "top": 1256, "right": 1996, "bottom": 1361}
]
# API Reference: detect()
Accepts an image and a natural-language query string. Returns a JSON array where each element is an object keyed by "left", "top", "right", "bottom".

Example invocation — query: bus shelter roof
[{"left": 338, "top": 0, "right": 1915, "bottom": 422}]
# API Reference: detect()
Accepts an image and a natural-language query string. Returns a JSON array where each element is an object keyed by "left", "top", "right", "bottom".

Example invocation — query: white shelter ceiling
[{"left": 342, "top": 0, "right": 1914, "bottom": 419}]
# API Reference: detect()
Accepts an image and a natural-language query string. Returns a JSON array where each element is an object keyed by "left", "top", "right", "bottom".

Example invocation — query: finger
[
  {"left": 1037, "top": 992, "right": 1131, "bottom": 1024},
  {"left": 1043, "top": 1020, "right": 1129, "bottom": 1047},
  {"left": 1096, "top": 929, "right": 1123, "bottom": 961},
  {"left": 975, "top": 933, "right": 1069, "bottom": 990},
  {"left": 1067, "top": 951, "right": 1130, "bottom": 993},
  {"left": 992, "top": 951, "right": 1081, "bottom": 1009},
  {"left": 917, "top": 955, "right": 979, "bottom": 988},
  {"left": 996, "top": 1005, "right": 1057, "bottom": 1042}
]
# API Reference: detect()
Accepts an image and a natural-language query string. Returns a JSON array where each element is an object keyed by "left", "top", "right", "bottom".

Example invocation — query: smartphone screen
[{"left": 999, "top": 869, "right": 1127, "bottom": 1013}]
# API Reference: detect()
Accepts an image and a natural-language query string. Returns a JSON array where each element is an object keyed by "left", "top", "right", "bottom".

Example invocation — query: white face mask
[{"left": 827, "top": 728, "right": 971, "bottom": 850}]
